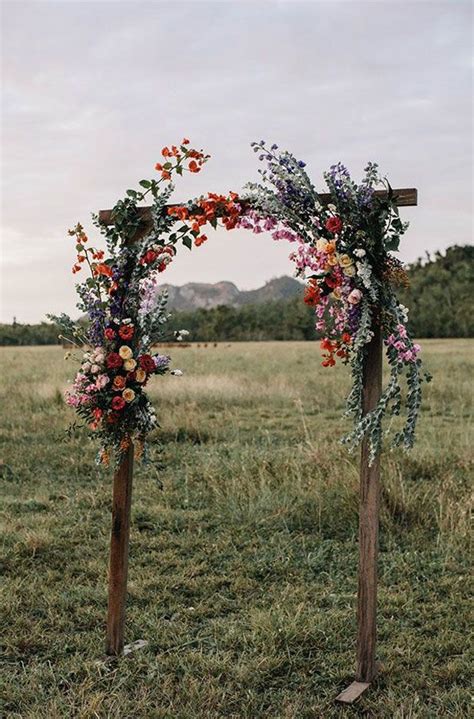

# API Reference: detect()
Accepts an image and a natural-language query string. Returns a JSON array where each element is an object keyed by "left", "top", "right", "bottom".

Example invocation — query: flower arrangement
[
  {"left": 235, "top": 142, "right": 431, "bottom": 462},
  {"left": 50, "top": 140, "right": 239, "bottom": 465}
]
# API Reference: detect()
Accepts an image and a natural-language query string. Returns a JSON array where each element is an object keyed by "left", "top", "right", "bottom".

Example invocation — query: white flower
[
  {"left": 171, "top": 369, "right": 183, "bottom": 376},
  {"left": 90, "top": 364, "right": 101, "bottom": 374},
  {"left": 179, "top": 329, "right": 190, "bottom": 336},
  {"left": 354, "top": 248, "right": 366, "bottom": 258},
  {"left": 82, "top": 362, "right": 91, "bottom": 372},
  {"left": 327, "top": 203, "right": 337, "bottom": 213},
  {"left": 122, "top": 318, "right": 132, "bottom": 325}
]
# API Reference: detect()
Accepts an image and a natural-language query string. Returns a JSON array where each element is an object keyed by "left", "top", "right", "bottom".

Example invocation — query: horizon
[{"left": 1, "top": 0, "right": 472, "bottom": 323}]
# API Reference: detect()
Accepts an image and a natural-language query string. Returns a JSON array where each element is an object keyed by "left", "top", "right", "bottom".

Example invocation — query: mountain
[{"left": 160, "top": 276, "right": 303, "bottom": 311}]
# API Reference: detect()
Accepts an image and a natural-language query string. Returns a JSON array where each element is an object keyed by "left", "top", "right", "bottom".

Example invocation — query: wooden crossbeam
[{"left": 98, "top": 188, "right": 417, "bottom": 226}]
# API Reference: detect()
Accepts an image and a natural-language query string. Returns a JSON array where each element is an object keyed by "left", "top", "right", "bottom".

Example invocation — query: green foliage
[
  {"left": 167, "top": 295, "right": 317, "bottom": 342},
  {"left": 399, "top": 245, "right": 474, "bottom": 338}
]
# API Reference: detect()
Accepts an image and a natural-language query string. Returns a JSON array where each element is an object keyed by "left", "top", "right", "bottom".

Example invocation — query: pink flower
[
  {"left": 347, "top": 289, "right": 363, "bottom": 305},
  {"left": 96, "top": 374, "right": 110, "bottom": 389}
]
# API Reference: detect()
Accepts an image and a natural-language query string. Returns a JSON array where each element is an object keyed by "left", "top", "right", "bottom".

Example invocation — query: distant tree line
[
  {"left": 397, "top": 245, "right": 474, "bottom": 338},
  {"left": 1, "top": 245, "right": 472, "bottom": 345}
]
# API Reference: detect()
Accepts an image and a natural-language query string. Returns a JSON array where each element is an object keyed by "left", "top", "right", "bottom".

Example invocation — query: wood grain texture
[
  {"left": 105, "top": 443, "right": 134, "bottom": 656},
  {"left": 356, "top": 322, "right": 382, "bottom": 683},
  {"left": 98, "top": 188, "right": 417, "bottom": 225}
]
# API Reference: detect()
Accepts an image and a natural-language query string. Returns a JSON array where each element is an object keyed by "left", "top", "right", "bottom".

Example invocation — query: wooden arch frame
[{"left": 98, "top": 187, "right": 418, "bottom": 703}]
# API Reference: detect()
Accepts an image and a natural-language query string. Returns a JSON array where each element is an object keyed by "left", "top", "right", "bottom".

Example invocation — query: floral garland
[
  {"left": 51, "top": 140, "right": 240, "bottom": 465},
  {"left": 232, "top": 141, "right": 431, "bottom": 462}
]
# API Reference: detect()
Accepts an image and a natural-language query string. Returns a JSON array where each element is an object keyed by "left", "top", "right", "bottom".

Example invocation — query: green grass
[{"left": 0, "top": 341, "right": 472, "bottom": 718}]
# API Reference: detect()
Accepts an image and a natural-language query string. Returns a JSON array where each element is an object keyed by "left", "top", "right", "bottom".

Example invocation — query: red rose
[
  {"left": 140, "top": 250, "right": 157, "bottom": 266},
  {"left": 105, "top": 328, "right": 116, "bottom": 340},
  {"left": 119, "top": 324, "right": 134, "bottom": 340},
  {"left": 106, "top": 352, "right": 123, "bottom": 369},
  {"left": 325, "top": 216, "right": 343, "bottom": 234},
  {"left": 138, "top": 354, "right": 156, "bottom": 373},
  {"left": 111, "top": 396, "right": 126, "bottom": 411},
  {"left": 106, "top": 411, "right": 120, "bottom": 424}
]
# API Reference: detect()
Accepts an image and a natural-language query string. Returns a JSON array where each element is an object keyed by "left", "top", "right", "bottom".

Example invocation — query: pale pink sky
[{"left": 1, "top": 0, "right": 472, "bottom": 322}]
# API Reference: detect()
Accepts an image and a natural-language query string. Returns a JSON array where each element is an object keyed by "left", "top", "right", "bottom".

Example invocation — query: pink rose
[{"left": 347, "top": 289, "right": 363, "bottom": 305}]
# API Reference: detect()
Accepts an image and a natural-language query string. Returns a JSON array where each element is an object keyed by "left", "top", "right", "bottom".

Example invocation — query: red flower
[
  {"left": 325, "top": 275, "right": 340, "bottom": 289},
  {"left": 138, "top": 354, "right": 156, "bottom": 373},
  {"left": 106, "top": 352, "right": 123, "bottom": 369},
  {"left": 325, "top": 216, "right": 343, "bottom": 234},
  {"left": 182, "top": 137, "right": 190, "bottom": 145},
  {"left": 111, "top": 396, "right": 126, "bottom": 411},
  {"left": 140, "top": 250, "right": 157, "bottom": 266},
  {"left": 188, "top": 160, "right": 200, "bottom": 173},
  {"left": 342, "top": 332, "right": 351, "bottom": 344},
  {"left": 162, "top": 147, "right": 170, "bottom": 157},
  {"left": 195, "top": 234, "right": 207, "bottom": 247},
  {"left": 105, "top": 328, "right": 116, "bottom": 341},
  {"left": 304, "top": 281, "right": 321, "bottom": 306},
  {"left": 119, "top": 324, "right": 134, "bottom": 340},
  {"left": 106, "top": 411, "right": 120, "bottom": 424}
]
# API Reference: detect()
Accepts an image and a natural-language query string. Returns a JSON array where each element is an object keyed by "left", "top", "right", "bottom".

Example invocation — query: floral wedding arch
[
  {"left": 51, "top": 139, "right": 429, "bottom": 700},
  {"left": 52, "top": 139, "right": 428, "bottom": 466}
]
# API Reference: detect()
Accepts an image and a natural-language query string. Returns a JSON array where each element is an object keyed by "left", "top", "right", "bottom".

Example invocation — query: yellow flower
[
  {"left": 119, "top": 345, "right": 133, "bottom": 360},
  {"left": 343, "top": 265, "right": 356, "bottom": 277},
  {"left": 325, "top": 241, "right": 336, "bottom": 255},
  {"left": 332, "top": 287, "right": 342, "bottom": 300},
  {"left": 124, "top": 358, "right": 137, "bottom": 371},
  {"left": 122, "top": 388, "right": 136, "bottom": 403},
  {"left": 135, "top": 369, "right": 146, "bottom": 383},
  {"left": 327, "top": 254, "right": 338, "bottom": 266},
  {"left": 316, "top": 239, "right": 326, "bottom": 252},
  {"left": 338, "top": 254, "right": 353, "bottom": 268}
]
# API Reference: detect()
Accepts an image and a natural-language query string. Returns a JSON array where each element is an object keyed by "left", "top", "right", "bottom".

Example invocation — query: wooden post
[
  {"left": 356, "top": 321, "right": 382, "bottom": 681},
  {"left": 105, "top": 442, "right": 134, "bottom": 655},
  {"left": 336, "top": 321, "right": 382, "bottom": 703}
]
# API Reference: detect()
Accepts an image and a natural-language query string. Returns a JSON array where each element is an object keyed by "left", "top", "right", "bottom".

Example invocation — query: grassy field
[{"left": 0, "top": 340, "right": 472, "bottom": 718}]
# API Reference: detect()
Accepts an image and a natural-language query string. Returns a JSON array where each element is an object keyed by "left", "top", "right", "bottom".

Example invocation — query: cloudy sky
[{"left": 1, "top": 0, "right": 472, "bottom": 323}]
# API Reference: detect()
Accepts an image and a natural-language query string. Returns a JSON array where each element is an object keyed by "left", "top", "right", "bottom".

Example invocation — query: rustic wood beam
[
  {"left": 98, "top": 188, "right": 417, "bottom": 226},
  {"left": 105, "top": 442, "right": 134, "bottom": 655}
]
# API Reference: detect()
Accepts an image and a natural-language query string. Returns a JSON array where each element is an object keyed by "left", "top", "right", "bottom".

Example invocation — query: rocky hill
[{"left": 160, "top": 276, "right": 303, "bottom": 311}]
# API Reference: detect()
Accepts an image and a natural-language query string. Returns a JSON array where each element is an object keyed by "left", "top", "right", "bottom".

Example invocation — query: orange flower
[
  {"left": 195, "top": 234, "right": 207, "bottom": 247},
  {"left": 155, "top": 162, "right": 163, "bottom": 171},
  {"left": 113, "top": 375, "right": 127, "bottom": 390},
  {"left": 182, "top": 137, "right": 190, "bottom": 145},
  {"left": 162, "top": 147, "right": 170, "bottom": 157},
  {"left": 94, "top": 263, "right": 113, "bottom": 278},
  {"left": 188, "top": 160, "right": 200, "bottom": 173},
  {"left": 161, "top": 170, "right": 171, "bottom": 180}
]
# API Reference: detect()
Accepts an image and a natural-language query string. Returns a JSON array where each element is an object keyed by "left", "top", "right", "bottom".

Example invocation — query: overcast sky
[{"left": 1, "top": 0, "right": 472, "bottom": 323}]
